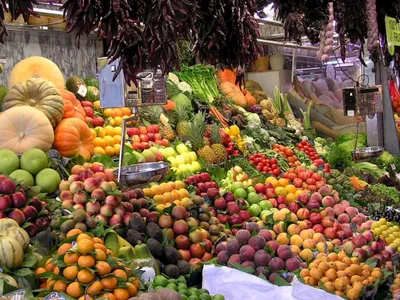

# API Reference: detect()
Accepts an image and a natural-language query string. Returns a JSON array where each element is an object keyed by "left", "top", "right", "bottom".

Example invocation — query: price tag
[
  {"left": 313, "top": 251, "right": 319, "bottom": 260},
  {"left": 77, "top": 84, "right": 88, "bottom": 98},
  {"left": 392, "top": 164, "right": 397, "bottom": 171},
  {"left": 350, "top": 222, "right": 357, "bottom": 233},
  {"left": 202, "top": 195, "right": 211, "bottom": 205},
  {"left": 394, "top": 253, "right": 399, "bottom": 276}
]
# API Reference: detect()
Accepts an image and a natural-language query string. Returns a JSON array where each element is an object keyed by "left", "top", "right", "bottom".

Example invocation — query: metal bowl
[
  {"left": 113, "top": 162, "right": 169, "bottom": 190},
  {"left": 352, "top": 146, "right": 384, "bottom": 162}
]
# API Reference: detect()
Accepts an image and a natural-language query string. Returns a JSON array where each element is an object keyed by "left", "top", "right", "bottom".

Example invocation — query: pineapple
[
  {"left": 210, "top": 124, "right": 227, "bottom": 164},
  {"left": 174, "top": 105, "right": 190, "bottom": 139},
  {"left": 187, "top": 113, "right": 217, "bottom": 165},
  {"left": 139, "top": 106, "right": 175, "bottom": 141}
]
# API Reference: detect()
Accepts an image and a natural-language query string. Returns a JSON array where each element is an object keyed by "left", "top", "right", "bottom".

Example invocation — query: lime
[
  {"left": 179, "top": 289, "right": 189, "bottom": 296},
  {"left": 154, "top": 285, "right": 163, "bottom": 291},
  {"left": 177, "top": 276, "right": 186, "bottom": 284},
  {"left": 20, "top": 148, "right": 48, "bottom": 175},
  {"left": 9, "top": 169, "right": 34, "bottom": 186},
  {"left": 247, "top": 186, "right": 255, "bottom": 194},
  {"left": 35, "top": 168, "right": 61, "bottom": 193},
  {"left": 0, "top": 149, "right": 19, "bottom": 175},
  {"left": 166, "top": 283, "right": 178, "bottom": 291},
  {"left": 213, "top": 294, "right": 225, "bottom": 300},
  {"left": 188, "top": 296, "right": 199, "bottom": 300},
  {"left": 234, "top": 188, "right": 247, "bottom": 199},
  {"left": 168, "top": 279, "right": 178, "bottom": 285},
  {"left": 182, "top": 296, "right": 189, "bottom": 300},
  {"left": 154, "top": 275, "right": 169, "bottom": 287},
  {"left": 199, "top": 294, "right": 211, "bottom": 300}
]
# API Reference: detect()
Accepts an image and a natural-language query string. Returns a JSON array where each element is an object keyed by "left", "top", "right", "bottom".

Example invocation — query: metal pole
[{"left": 257, "top": 39, "right": 319, "bottom": 51}]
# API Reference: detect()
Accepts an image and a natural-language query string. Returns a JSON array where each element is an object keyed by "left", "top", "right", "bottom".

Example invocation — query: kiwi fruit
[
  {"left": 73, "top": 209, "right": 87, "bottom": 222},
  {"left": 60, "top": 219, "right": 75, "bottom": 233},
  {"left": 74, "top": 222, "right": 87, "bottom": 232}
]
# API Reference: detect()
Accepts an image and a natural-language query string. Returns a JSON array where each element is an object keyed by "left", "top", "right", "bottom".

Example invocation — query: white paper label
[
  {"left": 347, "top": 110, "right": 355, "bottom": 116},
  {"left": 77, "top": 85, "right": 88, "bottom": 98}
]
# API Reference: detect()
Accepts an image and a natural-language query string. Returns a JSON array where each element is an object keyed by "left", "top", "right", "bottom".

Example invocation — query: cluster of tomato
[
  {"left": 272, "top": 144, "right": 302, "bottom": 167},
  {"left": 248, "top": 153, "right": 281, "bottom": 176},
  {"left": 296, "top": 141, "right": 325, "bottom": 166},
  {"left": 281, "top": 167, "right": 327, "bottom": 192}
]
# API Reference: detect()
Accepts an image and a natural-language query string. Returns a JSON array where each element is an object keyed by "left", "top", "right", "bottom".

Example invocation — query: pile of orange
[
  {"left": 91, "top": 125, "right": 124, "bottom": 157},
  {"left": 142, "top": 181, "right": 192, "bottom": 211},
  {"left": 266, "top": 177, "right": 303, "bottom": 203},
  {"left": 36, "top": 229, "right": 139, "bottom": 300},
  {"left": 272, "top": 144, "right": 301, "bottom": 167},
  {"left": 300, "top": 251, "right": 384, "bottom": 300}
]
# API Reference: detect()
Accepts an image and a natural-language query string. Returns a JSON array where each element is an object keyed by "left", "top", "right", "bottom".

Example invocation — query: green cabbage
[{"left": 171, "top": 93, "right": 192, "bottom": 111}]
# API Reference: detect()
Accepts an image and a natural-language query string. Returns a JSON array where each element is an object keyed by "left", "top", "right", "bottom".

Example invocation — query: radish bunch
[
  {"left": 366, "top": 0, "right": 379, "bottom": 52},
  {"left": 317, "top": 3, "right": 334, "bottom": 62}
]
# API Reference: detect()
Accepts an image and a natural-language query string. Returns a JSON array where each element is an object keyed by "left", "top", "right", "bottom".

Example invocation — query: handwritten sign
[
  {"left": 386, "top": 16, "right": 400, "bottom": 56},
  {"left": 350, "top": 222, "right": 357, "bottom": 233}
]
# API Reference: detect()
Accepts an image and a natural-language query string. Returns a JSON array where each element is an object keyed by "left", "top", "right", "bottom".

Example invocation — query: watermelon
[
  {"left": 66, "top": 76, "right": 87, "bottom": 100},
  {"left": 84, "top": 77, "right": 99, "bottom": 89},
  {"left": 0, "top": 85, "right": 7, "bottom": 111},
  {"left": 86, "top": 86, "right": 100, "bottom": 102}
]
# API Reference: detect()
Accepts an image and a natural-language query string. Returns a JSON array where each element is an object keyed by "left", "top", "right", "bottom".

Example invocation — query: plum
[
  {"left": 254, "top": 250, "right": 271, "bottom": 267},
  {"left": 239, "top": 245, "right": 256, "bottom": 261},
  {"left": 236, "top": 229, "right": 251, "bottom": 245}
]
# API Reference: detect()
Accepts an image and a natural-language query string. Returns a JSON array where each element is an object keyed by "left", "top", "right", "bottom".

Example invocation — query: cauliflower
[{"left": 245, "top": 112, "right": 262, "bottom": 129}]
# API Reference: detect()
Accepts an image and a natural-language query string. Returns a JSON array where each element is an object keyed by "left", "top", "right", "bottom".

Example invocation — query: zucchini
[{"left": 282, "top": 126, "right": 296, "bottom": 133}]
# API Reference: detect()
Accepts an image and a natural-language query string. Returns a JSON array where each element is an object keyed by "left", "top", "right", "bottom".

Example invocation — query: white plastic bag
[{"left": 202, "top": 265, "right": 343, "bottom": 300}]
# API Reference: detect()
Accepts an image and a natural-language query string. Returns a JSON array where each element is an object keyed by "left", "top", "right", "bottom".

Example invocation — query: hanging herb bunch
[
  {"left": 62, "top": 0, "right": 102, "bottom": 47},
  {"left": 302, "top": 0, "right": 330, "bottom": 45},
  {"left": 0, "top": 0, "right": 7, "bottom": 43}
]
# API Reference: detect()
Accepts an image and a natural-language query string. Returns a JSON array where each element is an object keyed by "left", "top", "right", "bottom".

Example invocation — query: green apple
[
  {"left": 259, "top": 200, "right": 272, "bottom": 210},
  {"left": 188, "top": 163, "right": 197, "bottom": 173},
  {"left": 35, "top": 168, "right": 61, "bottom": 193},
  {"left": 188, "top": 151, "right": 197, "bottom": 162},
  {"left": 0, "top": 149, "right": 19, "bottom": 175},
  {"left": 247, "top": 192, "right": 260, "bottom": 205},
  {"left": 175, "top": 155, "right": 185, "bottom": 166},
  {"left": 260, "top": 209, "right": 271, "bottom": 219},
  {"left": 234, "top": 188, "right": 247, "bottom": 199},
  {"left": 248, "top": 204, "right": 261, "bottom": 217},
  {"left": 182, "top": 153, "right": 192, "bottom": 164},
  {"left": 247, "top": 186, "right": 255, "bottom": 194},
  {"left": 178, "top": 164, "right": 189, "bottom": 173},
  {"left": 270, "top": 208, "right": 278, "bottom": 213},
  {"left": 176, "top": 144, "right": 189, "bottom": 154},
  {"left": 165, "top": 147, "right": 177, "bottom": 157},
  {"left": 167, "top": 157, "right": 178, "bottom": 167},
  {"left": 191, "top": 161, "right": 201, "bottom": 172},
  {"left": 231, "top": 182, "right": 244, "bottom": 192}
]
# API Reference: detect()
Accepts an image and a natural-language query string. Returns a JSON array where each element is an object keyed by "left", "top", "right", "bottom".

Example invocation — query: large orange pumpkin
[
  {"left": 244, "top": 92, "right": 257, "bottom": 107},
  {"left": 54, "top": 118, "right": 94, "bottom": 160},
  {"left": 218, "top": 69, "right": 236, "bottom": 84},
  {"left": 61, "top": 90, "right": 86, "bottom": 121}
]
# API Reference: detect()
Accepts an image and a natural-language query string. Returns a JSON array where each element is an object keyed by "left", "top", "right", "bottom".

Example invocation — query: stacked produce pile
[{"left": 1, "top": 56, "right": 400, "bottom": 300}]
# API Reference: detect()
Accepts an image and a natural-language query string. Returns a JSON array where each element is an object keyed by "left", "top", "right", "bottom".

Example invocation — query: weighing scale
[{"left": 97, "top": 57, "right": 169, "bottom": 190}]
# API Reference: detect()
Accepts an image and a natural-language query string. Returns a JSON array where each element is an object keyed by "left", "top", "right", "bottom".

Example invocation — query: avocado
[
  {"left": 146, "top": 222, "right": 163, "bottom": 243},
  {"left": 163, "top": 264, "right": 180, "bottom": 279},
  {"left": 163, "top": 245, "right": 180, "bottom": 265},
  {"left": 85, "top": 217, "right": 97, "bottom": 229},
  {"left": 126, "top": 229, "right": 145, "bottom": 246},
  {"left": 155, "top": 259, "right": 163, "bottom": 271},
  {"left": 147, "top": 238, "right": 163, "bottom": 259},
  {"left": 177, "top": 260, "right": 191, "bottom": 275},
  {"left": 130, "top": 215, "right": 146, "bottom": 233},
  {"left": 60, "top": 219, "right": 75, "bottom": 233}
]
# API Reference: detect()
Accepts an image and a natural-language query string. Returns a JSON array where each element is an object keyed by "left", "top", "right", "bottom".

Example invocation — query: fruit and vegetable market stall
[{"left": 1, "top": 0, "right": 400, "bottom": 300}]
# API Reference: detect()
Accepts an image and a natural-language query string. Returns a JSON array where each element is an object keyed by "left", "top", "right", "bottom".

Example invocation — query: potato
[{"left": 156, "top": 288, "right": 182, "bottom": 300}]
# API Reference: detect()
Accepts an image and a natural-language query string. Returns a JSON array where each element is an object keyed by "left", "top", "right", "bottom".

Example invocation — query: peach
[
  {"left": 322, "top": 196, "right": 335, "bottom": 207},
  {"left": 300, "top": 249, "right": 314, "bottom": 262},
  {"left": 287, "top": 224, "right": 301, "bottom": 235},
  {"left": 289, "top": 235, "right": 304, "bottom": 248},
  {"left": 298, "top": 221, "right": 308, "bottom": 230},
  {"left": 84, "top": 177, "right": 99, "bottom": 193},
  {"left": 258, "top": 229, "right": 273, "bottom": 241},
  {"left": 322, "top": 216, "right": 334, "bottom": 228},
  {"left": 286, "top": 257, "right": 301, "bottom": 272},
  {"left": 277, "top": 245, "right": 292, "bottom": 261},
  {"left": 226, "top": 240, "right": 241, "bottom": 255},
  {"left": 249, "top": 235, "right": 266, "bottom": 250},
  {"left": 313, "top": 232, "right": 325, "bottom": 243},
  {"left": 71, "top": 165, "right": 85, "bottom": 175},
  {"left": 268, "top": 257, "right": 285, "bottom": 272},
  {"left": 338, "top": 213, "right": 350, "bottom": 224},
  {"left": 273, "top": 222, "right": 285, "bottom": 234},
  {"left": 276, "top": 233, "right": 289, "bottom": 245},
  {"left": 318, "top": 185, "right": 332, "bottom": 196},
  {"left": 60, "top": 190, "right": 73, "bottom": 201},
  {"left": 227, "top": 254, "right": 242, "bottom": 267},
  {"left": 242, "top": 261, "right": 255, "bottom": 269},
  {"left": 68, "top": 174, "right": 80, "bottom": 183},
  {"left": 296, "top": 208, "right": 310, "bottom": 220},
  {"left": 59, "top": 180, "right": 70, "bottom": 191},
  {"left": 324, "top": 227, "right": 337, "bottom": 240},
  {"left": 236, "top": 229, "right": 251, "bottom": 245},
  {"left": 303, "top": 239, "right": 317, "bottom": 249},
  {"left": 310, "top": 192, "right": 323, "bottom": 202},
  {"left": 254, "top": 250, "right": 271, "bottom": 267},
  {"left": 345, "top": 207, "right": 359, "bottom": 218},
  {"left": 300, "top": 229, "right": 313, "bottom": 240},
  {"left": 334, "top": 204, "right": 345, "bottom": 216},
  {"left": 73, "top": 191, "right": 88, "bottom": 204},
  {"left": 217, "top": 251, "right": 229, "bottom": 265},
  {"left": 240, "top": 245, "right": 256, "bottom": 261},
  {"left": 70, "top": 181, "right": 84, "bottom": 194},
  {"left": 324, "top": 207, "right": 335, "bottom": 217},
  {"left": 266, "top": 240, "right": 279, "bottom": 252}
]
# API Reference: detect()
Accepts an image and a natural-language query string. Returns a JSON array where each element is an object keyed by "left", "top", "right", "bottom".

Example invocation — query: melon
[
  {"left": 84, "top": 77, "right": 99, "bottom": 89},
  {"left": 66, "top": 76, "right": 87, "bottom": 100},
  {"left": 0, "top": 218, "right": 19, "bottom": 231},
  {"left": 8, "top": 56, "right": 65, "bottom": 92},
  {"left": 0, "top": 236, "right": 24, "bottom": 269},
  {"left": 86, "top": 86, "right": 100, "bottom": 102},
  {"left": 0, "top": 227, "right": 30, "bottom": 249},
  {"left": 0, "top": 85, "right": 7, "bottom": 111}
]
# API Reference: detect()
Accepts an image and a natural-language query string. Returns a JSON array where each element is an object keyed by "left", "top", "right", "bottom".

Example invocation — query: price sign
[
  {"left": 393, "top": 253, "right": 399, "bottom": 276},
  {"left": 323, "top": 240, "right": 329, "bottom": 255},
  {"left": 386, "top": 16, "right": 400, "bottom": 56},
  {"left": 313, "top": 251, "right": 319, "bottom": 260}
]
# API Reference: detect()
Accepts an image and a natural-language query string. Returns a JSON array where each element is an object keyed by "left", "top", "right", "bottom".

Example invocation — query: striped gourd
[
  {"left": 0, "top": 237, "right": 24, "bottom": 269},
  {"left": 0, "top": 218, "right": 19, "bottom": 231},
  {"left": 0, "top": 227, "right": 30, "bottom": 249}
]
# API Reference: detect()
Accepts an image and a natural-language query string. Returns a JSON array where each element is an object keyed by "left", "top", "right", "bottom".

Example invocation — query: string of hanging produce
[
  {"left": 0, "top": 0, "right": 6, "bottom": 43},
  {"left": 7, "top": 0, "right": 39, "bottom": 23}
]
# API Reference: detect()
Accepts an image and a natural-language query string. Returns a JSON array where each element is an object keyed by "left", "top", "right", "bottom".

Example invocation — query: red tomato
[
  {"left": 293, "top": 178, "right": 303, "bottom": 188},
  {"left": 304, "top": 171, "right": 312, "bottom": 179},
  {"left": 270, "top": 158, "right": 278, "bottom": 165},
  {"left": 263, "top": 166, "right": 269, "bottom": 172},
  {"left": 271, "top": 164, "right": 278, "bottom": 170},
  {"left": 273, "top": 169, "right": 281, "bottom": 176},
  {"left": 316, "top": 181, "right": 325, "bottom": 189},
  {"left": 262, "top": 159, "right": 268, "bottom": 165},
  {"left": 287, "top": 173, "right": 297, "bottom": 181},
  {"left": 312, "top": 173, "right": 322, "bottom": 181},
  {"left": 308, "top": 185, "right": 317, "bottom": 192}
]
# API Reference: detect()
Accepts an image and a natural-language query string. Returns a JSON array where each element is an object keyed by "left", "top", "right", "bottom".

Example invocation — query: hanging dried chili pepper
[
  {"left": 8, "top": 0, "right": 39, "bottom": 23},
  {"left": 62, "top": 0, "right": 102, "bottom": 47},
  {"left": 0, "top": 0, "right": 7, "bottom": 44},
  {"left": 143, "top": 0, "right": 198, "bottom": 74},
  {"left": 195, "top": 0, "right": 227, "bottom": 66}
]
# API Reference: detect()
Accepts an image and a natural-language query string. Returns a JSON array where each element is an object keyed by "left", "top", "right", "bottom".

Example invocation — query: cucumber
[{"left": 282, "top": 126, "right": 296, "bottom": 133}]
